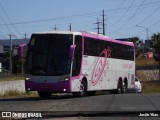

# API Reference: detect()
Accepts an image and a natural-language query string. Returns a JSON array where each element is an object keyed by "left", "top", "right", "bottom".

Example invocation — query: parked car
[{"left": 135, "top": 76, "right": 142, "bottom": 93}]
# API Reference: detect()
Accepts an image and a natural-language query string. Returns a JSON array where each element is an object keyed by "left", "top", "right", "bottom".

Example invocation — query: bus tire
[
  {"left": 116, "top": 81, "right": 122, "bottom": 94},
  {"left": 38, "top": 91, "right": 52, "bottom": 99},
  {"left": 72, "top": 80, "right": 87, "bottom": 97},
  {"left": 122, "top": 82, "right": 127, "bottom": 94}
]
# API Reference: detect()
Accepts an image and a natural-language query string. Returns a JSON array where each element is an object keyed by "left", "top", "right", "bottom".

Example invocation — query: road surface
[{"left": 0, "top": 93, "right": 160, "bottom": 119}]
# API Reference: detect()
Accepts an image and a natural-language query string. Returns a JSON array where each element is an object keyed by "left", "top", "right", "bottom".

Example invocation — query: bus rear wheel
[
  {"left": 38, "top": 91, "right": 52, "bottom": 99},
  {"left": 122, "top": 82, "right": 127, "bottom": 93}
]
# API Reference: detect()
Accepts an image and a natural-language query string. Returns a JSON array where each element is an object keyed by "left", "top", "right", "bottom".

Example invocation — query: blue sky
[{"left": 0, "top": 0, "right": 160, "bottom": 41}]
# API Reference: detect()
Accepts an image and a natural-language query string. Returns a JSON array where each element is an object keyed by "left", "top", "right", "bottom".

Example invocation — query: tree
[
  {"left": 128, "top": 37, "right": 142, "bottom": 57},
  {"left": 151, "top": 32, "right": 160, "bottom": 61},
  {"left": 128, "top": 37, "right": 140, "bottom": 45},
  {"left": 151, "top": 32, "right": 160, "bottom": 80}
]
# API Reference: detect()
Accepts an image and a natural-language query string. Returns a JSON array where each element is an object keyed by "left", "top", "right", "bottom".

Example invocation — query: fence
[{"left": 137, "top": 69, "right": 159, "bottom": 81}]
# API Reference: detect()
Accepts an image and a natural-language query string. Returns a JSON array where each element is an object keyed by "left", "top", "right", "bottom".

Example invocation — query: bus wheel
[
  {"left": 122, "top": 82, "right": 127, "bottom": 93},
  {"left": 38, "top": 91, "right": 52, "bottom": 99},
  {"left": 72, "top": 80, "right": 87, "bottom": 97},
  {"left": 116, "top": 81, "right": 122, "bottom": 94}
]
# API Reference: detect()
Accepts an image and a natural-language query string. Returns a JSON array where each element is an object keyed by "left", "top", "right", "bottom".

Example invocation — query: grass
[
  {"left": 0, "top": 76, "right": 24, "bottom": 82},
  {"left": 136, "top": 57, "right": 159, "bottom": 66},
  {"left": 0, "top": 90, "right": 37, "bottom": 98},
  {"left": 142, "top": 82, "right": 160, "bottom": 93}
]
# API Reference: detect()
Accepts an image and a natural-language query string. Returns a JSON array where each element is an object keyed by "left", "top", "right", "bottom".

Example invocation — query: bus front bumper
[{"left": 25, "top": 80, "right": 71, "bottom": 93}]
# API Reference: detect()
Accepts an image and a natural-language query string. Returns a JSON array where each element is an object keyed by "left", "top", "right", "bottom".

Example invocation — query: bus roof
[
  {"left": 32, "top": 30, "right": 134, "bottom": 46},
  {"left": 32, "top": 30, "right": 82, "bottom": 36},
  {"left": 81, "top": 31, "right": 134, "bottom": 46}
]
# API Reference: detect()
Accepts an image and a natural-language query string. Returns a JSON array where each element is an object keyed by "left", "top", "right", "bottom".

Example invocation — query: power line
[
  {"left": 137, "top": 5, "right": 160, "bottom": 25},
  {"left": 126, "top": 5, "right": 160, "bottom": 37},
  {"left": 94, "top": 17, "right": 102, "bottom": 34},
  {"left": 115, "top": 0, "right": 147, "bottom": 31},
  {"left": 127, "top": 0, "right": 146, "bottom": 21},
  {"left": 0, "top": 13, "right": 12, "bottom": 33},
  {"left": 0, "top": 30, "right": 7, "bottom": 39},
  {"left": 109, "top": 0, "right": 136, "bottom": 27},
  {"left": 0, "top": 1, "right": 159, "bottom": 29},
  {"left": 0, "top": 3, "right": 22, "bottom": 38},
  {"left": 108, "top": 0, "right": 126, "bottom": 19},
  {"left": 132, "top": 0, "right": 153, "bottom": 18},
  {"left": 0, "top": 11, "right": 101, "bottom": 26}
]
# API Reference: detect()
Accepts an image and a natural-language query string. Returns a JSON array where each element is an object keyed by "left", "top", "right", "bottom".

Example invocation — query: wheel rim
[
  {"left": 118, "top": 87, "right": 121, "bottom": 93},
  {"left": 80, "top": 83, "right": 84, "bottom": 95},
  {"left": 123, "top": 83, "right": 126, "bottom": 93}
]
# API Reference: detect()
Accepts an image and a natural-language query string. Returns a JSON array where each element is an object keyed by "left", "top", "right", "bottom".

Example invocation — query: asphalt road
[{"left": 0, "top": 93, "right": 160, "bottom": 119}]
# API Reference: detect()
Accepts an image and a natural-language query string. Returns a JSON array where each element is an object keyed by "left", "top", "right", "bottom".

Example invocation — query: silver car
[{"left": 135, "top": 76, "right": 142, "bottom": 93}]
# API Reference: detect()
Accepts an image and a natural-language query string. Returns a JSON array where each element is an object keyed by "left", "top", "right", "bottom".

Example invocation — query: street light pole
[
  {"left": 136, "top": 25, "right": 149, "bottom": 40},
  {"left": 136, "top": 25, "right": 149, "bottom": 41}
]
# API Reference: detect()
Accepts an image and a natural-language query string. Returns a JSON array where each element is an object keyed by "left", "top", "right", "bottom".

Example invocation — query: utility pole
[
  {"left": 7, "top": 33, "right": 15, "bottom": 74},
  {"left": 68, "top": 23, "right": 72, "bottom": 31},
  {"left": 102, "top": 10, "right": 106, "bottom": 35},
  {"left": 53, "top": 25, "right": 58, "bottom": 31},
  {"left": 94, "top": 17, "right": 102, "bottom": 34},
  {"left": 24, "top": 32, "right": 27, "bottom": 39}
]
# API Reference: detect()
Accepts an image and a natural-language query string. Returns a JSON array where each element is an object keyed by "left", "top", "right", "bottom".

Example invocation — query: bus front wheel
[
  {"left": 38, "top": 91, "right": 52, "bottom": 99},
  {"left": 72, "top": 80, "right": 87, "bottom": 97},
  {"left": 116, "top": 81, "right": 123, "bottom": 94}
]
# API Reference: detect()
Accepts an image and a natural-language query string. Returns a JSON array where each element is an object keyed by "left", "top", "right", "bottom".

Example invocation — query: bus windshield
[{"left": 25, "top": 34, "right": 73, "bottom": 76}]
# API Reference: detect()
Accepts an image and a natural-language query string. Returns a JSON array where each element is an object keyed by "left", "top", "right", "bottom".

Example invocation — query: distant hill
[{"left": 0, "top": 39, "right": 29, "bottom": 46}]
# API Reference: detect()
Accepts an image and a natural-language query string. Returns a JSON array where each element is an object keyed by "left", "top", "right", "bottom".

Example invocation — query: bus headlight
[
  {"left": 59, "top": 75, "right": 70, "bottom": 81},
  {"left": 25, "top": 77, "right": 31, "bottom": 81}
]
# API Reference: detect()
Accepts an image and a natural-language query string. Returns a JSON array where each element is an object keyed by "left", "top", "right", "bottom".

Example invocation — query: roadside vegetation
[
  {"left": 0, "top": 90, "right": 37, "bottom": 98},
  {"left": 0, "top": 76, "right": 24, "bottom": 82},
  {"left": 142, "top": 82, "right": 160, "bottom": 93},
  {"left": 136, "top": 57, "right": 158, "bottom": 67}
]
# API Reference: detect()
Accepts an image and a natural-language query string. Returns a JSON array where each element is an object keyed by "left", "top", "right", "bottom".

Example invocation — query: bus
[{"left": 25, "top": 31, "right": 135, "bottom": 98}]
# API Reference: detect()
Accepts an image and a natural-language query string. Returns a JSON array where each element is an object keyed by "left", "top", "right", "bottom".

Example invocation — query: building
[{"left": 0, "top": 39, "right": 29, "bottom": 54}]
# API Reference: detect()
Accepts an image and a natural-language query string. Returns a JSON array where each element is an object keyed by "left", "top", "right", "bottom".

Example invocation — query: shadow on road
[
  {"left": 0, "top": 91, "right": 112, "bottom": 102},
  {"left": 0, "top": 94, "right": 75, "bottom": 102},
  {"left": 0, "top": 91, "right": 137, "bottom": 102}
]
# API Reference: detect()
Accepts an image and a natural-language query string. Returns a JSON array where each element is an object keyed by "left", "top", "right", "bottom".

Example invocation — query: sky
[{"left": 0, "top": 0, "right": 160, "bottom": 41}]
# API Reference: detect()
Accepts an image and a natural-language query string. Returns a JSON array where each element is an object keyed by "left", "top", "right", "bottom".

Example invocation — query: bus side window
[{"left": 72, "top": 35, "right": 82, "bottom": 76}]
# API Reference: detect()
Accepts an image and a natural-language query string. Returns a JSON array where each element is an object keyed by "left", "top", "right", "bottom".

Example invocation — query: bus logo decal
[{"left": 91, "top": 48, "right": 111, "bottom": 86}]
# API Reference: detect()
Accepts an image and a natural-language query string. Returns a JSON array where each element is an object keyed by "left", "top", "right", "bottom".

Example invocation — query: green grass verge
[
  {"left": 142, "top": 82, "right": 160, "bottom": 93},
  {"left": 0, "top": 90, "right": 37, "bottom": 98},
  {"left": 136, "top": 57, "right": 158, "bottom": 66},
  {"left": 0, "top": 76, "right": 24, "bottom": 82}
]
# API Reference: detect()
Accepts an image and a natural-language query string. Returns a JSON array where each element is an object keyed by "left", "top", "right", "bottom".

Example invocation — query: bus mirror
[{"left": 70, "top": 45, "right": 76, "bottom": 59}]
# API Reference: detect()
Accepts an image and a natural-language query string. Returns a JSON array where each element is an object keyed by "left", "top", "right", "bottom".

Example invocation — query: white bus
[{"left": 25, "top": 31, "right": 135, "bottom": 98}]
